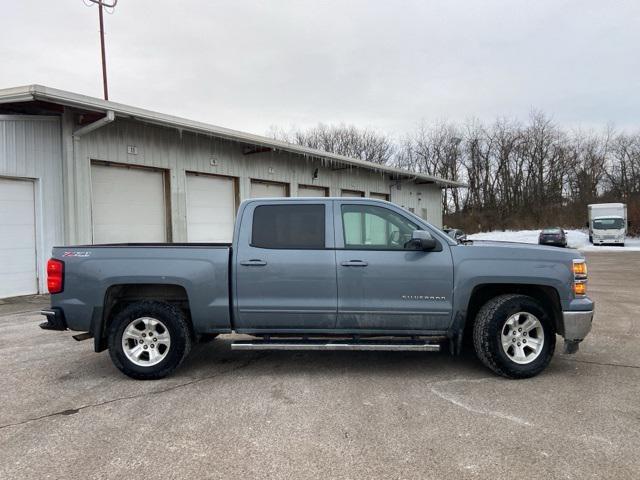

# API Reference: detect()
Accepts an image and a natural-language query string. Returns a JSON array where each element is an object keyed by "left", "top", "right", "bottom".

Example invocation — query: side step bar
[{"left": 231, "top": 339, "right": 441, "bottom": 352}]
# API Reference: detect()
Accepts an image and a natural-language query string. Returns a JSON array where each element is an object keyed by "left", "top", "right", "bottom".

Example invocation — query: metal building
[{"left": 0, "top": 85, "right": 462, "bottom": 298}]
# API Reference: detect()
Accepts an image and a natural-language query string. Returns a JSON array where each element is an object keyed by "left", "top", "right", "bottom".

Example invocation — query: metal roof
[{"left": 0, "top": 84, "right": 465, "bottom": 187}]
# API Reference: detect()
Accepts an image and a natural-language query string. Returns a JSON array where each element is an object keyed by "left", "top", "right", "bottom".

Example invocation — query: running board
[{"left": 231, "top": 339, "right": 441, "bottom": 352}]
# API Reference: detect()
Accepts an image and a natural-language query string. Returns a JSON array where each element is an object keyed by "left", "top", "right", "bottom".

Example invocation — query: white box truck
[{"left": 587, "top": 203, "right": 627, "bottom": 246}]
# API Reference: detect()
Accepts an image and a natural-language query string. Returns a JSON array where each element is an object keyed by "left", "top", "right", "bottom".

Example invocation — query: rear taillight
[{"left": 47, "top": 259, "right": 64, "bottom": 294}]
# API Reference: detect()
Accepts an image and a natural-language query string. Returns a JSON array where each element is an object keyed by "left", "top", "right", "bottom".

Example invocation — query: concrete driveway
[{"left": 1, "top": 252, "right": 638, "bottom": 479}]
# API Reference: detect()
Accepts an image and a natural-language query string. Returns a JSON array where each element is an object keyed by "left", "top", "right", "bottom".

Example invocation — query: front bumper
[
  {"left": 561, "top": 309, "right": 594, "bottom": 353},
  {"left": 593, "top": 236, "right": 624, "bottom": 244},
  {"left": 562, "top": 310, "right": 594, "bottom": 340}
]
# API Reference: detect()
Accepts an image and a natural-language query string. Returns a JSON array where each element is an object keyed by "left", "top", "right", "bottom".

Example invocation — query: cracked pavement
[{"left": 1, "top": 252, "right": 639, "bottom": 479}]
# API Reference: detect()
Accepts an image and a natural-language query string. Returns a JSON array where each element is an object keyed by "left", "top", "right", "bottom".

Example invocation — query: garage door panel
[
  {"left": 186, "top": 174, "right": 236, "bottom": 243},
  {"left": 0, "top": 271, "right": 37, "bottom": 298},
  {"left": 187, "top": 224, "right": 229, "bottom": 242},
  {"left": 91, "top": 164, "right": 167, "bottom": 244},
  {"left": 2, "top": 247, "right": 37, "bottom": 273},
  {"left": 251, "top": 181, "right": 287, "bottom": 198},
  {"left": 0, "top": 224, "right": 36, "bottom": 245},
  {"left": 298, "top": 185, "right": 328, "bottom": 197},
  {"left": 93, "top": 223, "right": 166, "bottom": 244},
  {"left": 0, "top": 181, "right": 34, "bottom": 201},
  {"left": 369, "top": 192, "right": 390, "bottom": 201},
  {"left": 0, "top": 178, "right": 37, "bottom": 298},
  {"left": 0, "top": 199, "right": 36, "bottom": 224}
]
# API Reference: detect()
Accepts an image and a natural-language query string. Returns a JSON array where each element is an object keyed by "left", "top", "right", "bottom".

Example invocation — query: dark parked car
[
  {"left": 539, "top": 227, "right": 567, "bottom": 247},
  {"left": 444, "top": 228, "right": 467, "bottom": 242}
]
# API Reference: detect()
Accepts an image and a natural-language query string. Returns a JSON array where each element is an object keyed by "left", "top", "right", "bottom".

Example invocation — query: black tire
[
  {"left": 472, "top": 294, "right": 555, "bottom": 379},
  {"left": 108, "top": 300, "right": 192, "bottom": 380}
]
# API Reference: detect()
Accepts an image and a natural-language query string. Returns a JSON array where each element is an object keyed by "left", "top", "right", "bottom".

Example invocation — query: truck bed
[{"left": 50, "top": 244, "right": 233, "bottom": 337}]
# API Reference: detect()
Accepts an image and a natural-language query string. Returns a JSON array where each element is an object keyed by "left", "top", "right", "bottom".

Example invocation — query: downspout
[
  {"left": 69, "top": 110, "right": 116, "bottom": 244},
  {"left": 73, "top": 110, "right": 115, "bottom": 138}
]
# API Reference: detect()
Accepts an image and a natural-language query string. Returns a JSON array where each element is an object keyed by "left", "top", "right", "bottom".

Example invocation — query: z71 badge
[{"left": 62, "top": 251, "right": 91, "bottom": 257}]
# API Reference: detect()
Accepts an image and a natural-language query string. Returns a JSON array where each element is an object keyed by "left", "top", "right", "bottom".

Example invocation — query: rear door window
[{"left": 252, "top": 204, "right": 325, "bottom": 249}]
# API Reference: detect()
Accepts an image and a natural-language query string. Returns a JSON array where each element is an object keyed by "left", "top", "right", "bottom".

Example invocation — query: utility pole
[{"left": 86, "top": 0, "right": 118, "bottom": 100}]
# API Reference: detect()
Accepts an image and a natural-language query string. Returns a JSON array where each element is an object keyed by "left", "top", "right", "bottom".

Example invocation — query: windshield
[
  {"left": 542, "top": 228, "right": 561, "bottom": 234},
  {"left": 593, "top": 218, "right": 625, "bottom": 230}
]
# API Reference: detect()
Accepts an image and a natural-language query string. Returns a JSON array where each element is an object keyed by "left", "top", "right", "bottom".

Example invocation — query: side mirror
[{"left": 410, "top": 230, "right": 437, "bottom": 251}]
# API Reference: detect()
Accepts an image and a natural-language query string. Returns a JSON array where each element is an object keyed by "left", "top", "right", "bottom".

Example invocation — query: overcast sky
[{"left": 2, "top": 0, "right": 639, "bottom": 136}]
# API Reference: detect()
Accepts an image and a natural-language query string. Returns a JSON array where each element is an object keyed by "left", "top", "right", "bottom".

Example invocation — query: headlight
[{"left": 573, "top": 259, "right": 588, "bottom": 296}]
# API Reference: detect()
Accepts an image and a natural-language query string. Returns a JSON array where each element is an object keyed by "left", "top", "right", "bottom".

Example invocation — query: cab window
[
  {"left": 341, "top": 205, "right": 418, "bottom": 249},
  {"left": 252, "top": 204, "right": 325, "bottom": 249}
]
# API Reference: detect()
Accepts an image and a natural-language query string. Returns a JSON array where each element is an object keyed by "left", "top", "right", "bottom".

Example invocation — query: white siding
[
  {"left": 64, "top": 117, "right": 445, "bottom": 244},
  {"left": 1, "top": 110, "right": 445, "bottom": 297},
  {"left": 390, "top": 183, "right": 443, "bottom": 227},
  {"left": 0, "top": 116, "right": 63, "bottom": 296}
]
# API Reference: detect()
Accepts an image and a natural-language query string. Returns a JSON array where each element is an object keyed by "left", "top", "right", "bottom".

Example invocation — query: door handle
[
  {"left": 240, "top": 259, "right": 267, "bottom": 266},
  {"left": 341, "top": 260, "right": 368, "bottom": 267}
]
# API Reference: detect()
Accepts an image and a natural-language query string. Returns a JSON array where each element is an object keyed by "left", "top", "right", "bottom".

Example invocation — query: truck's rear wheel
[
  {"left": 108, "top": 300, "right": 192, "bottom": 380},
  {"left": 473, "top": 294, "right": 555, "bottom": 379}
]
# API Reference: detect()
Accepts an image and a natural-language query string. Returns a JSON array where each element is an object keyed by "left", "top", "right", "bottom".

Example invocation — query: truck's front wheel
[
  {"left": 473, "top": 294, "right": 555, "bottom": 379},
  {"left": 108, "top": 301, "right": 192, "bottom": 380}
]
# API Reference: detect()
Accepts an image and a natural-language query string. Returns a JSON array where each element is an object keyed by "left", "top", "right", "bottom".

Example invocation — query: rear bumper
[
  {"left": 39, "top": 308, "right": 68, "bottom": 331},
  {"left": 539, "top": 242, "right": 566, "bottom": 248}
]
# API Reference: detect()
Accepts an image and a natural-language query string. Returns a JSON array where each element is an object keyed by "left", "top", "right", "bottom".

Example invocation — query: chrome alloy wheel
[
  {"left": 500, "top": 312, "right": 545, "bottom": 364},
  {"left": 122, "top": 317, "right": 171, "bottom": 367}
]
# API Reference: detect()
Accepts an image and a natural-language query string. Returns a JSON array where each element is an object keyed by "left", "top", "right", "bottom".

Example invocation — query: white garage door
[
  {"left": 298, "top": 185, "right": 328, "bottom": 197},
  {"left": 251, "top": 180, "right": 288, "bottom": 198},
  {"left": 186, "top": 174, "right": 236, "bottom": 242},
  {"left": 91, "top": 164, "right": 167, "bottom": 243},
  {"left": 0, "top": 178, "right": 37, "bottom": 298},
  {"left": 369, "top": 192, "right": 389, "bottom": 201}
]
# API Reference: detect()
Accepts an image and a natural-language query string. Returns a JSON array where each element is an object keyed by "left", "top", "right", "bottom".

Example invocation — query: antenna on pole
[{"left": 85, "top": 0, "right": 118, "bottom": 100}]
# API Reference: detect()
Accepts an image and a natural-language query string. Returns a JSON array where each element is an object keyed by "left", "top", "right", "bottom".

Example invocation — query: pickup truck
[{"left": 40, "top": 198, "right": 594, "bottom": 380}]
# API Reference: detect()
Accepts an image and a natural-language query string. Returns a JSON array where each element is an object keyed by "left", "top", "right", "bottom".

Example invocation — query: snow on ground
[{"left": 466, "top": 229, "right": 640, "bottom": 251}]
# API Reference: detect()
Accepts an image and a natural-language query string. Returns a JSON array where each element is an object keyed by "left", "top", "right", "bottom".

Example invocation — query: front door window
[{"left": 341, "top": 204, "right": 418, "bottom": 250}]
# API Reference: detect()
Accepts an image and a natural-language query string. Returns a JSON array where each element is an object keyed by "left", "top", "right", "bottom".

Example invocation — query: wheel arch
[
  {"left": 460, "top": 283, "right": 563, "bottom": 348},
  {"left": 93, "top": 283, "right": 192, "bottom": 352}
]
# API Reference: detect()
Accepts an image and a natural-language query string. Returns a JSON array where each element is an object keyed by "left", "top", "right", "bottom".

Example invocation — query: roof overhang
[{"left": 0, "top": 84, "right": 466, "bottom": 188}]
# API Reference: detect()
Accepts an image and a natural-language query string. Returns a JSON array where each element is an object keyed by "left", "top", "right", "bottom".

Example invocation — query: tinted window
[
  {"left": 252, "top": 204, "right": 325, "bottom": 249},
  {"left": 341, "top": 204, "right": 418, "bottom": 249},
  {"left": 593, "top": 218, "right": 624, "bottom": 229}
]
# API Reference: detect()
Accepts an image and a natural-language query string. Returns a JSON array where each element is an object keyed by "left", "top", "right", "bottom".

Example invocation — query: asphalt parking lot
[{"left": 1, "top": 251, "right": 639, "bottom": 479}]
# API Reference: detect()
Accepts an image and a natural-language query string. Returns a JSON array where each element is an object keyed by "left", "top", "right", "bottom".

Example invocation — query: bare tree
[
  {"left": 271, "top": 123, "right": 396, "bottom": 165},
  {"left": 270, "top": 116, "right": 640, "bottom": 233}
]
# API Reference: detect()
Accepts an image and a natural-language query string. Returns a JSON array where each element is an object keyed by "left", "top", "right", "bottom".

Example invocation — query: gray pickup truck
[{"left": 41, "top": 198, "right": 594, "bottom": 380}]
